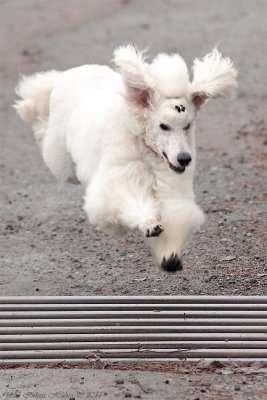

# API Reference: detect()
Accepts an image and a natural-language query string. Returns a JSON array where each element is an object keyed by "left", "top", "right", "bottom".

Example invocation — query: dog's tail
[{"left": 14, "top": 70, "right": 61, "bottom": 149}]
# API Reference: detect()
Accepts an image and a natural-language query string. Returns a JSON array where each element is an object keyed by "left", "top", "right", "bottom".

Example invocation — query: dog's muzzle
[{"left": 162, "top": 152, "right": 190, "bottom": 174}]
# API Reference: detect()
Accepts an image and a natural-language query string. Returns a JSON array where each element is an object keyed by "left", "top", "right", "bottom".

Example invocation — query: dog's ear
[
  {"left": 190, "top": 49, "right": 238, "bottom": 109},
  {"left": 113, "top": 45, "right": 154, "bottom": 108}
]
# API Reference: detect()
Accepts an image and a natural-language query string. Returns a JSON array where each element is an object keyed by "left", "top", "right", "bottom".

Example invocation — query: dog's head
[{"left": 114, "top": 45, "right": 237, "bottom": 174}]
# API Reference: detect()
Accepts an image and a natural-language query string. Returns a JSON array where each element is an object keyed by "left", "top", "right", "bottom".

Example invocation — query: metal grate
[{"left": 0, "top": 296, "right": 267, "bottom": 364}]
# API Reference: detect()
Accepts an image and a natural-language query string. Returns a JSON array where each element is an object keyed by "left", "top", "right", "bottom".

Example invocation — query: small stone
[
  {"left": 234, "top": 385, "right": 240, "bottom": 391},
  {"left": 115, "top": 379, "right": 124, "bottom": 385},
  {"left": 219, "top": 255, "right": 236, "bottom": 262},
  {"left": 21, "top": 49, "right": 30, "bottom": 56},
  {"left": 125, "top": 393, "right": 132, "bottom": 398}
]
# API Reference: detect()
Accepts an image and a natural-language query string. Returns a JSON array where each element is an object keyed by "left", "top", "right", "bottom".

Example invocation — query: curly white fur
[
  {"left": 14, "top": 45, "right": 237, "bottom": 272},
  {"left": 191, "top": 48, "right": 238, "bottom": 108}
]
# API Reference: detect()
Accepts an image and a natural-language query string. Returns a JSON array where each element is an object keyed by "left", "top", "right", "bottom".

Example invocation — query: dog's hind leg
[
  {"left": 42, "top": 127, "right": 78, "bottom": 183},
  {"left": 148, "top": 199, "right": 204, "bottom": 272}
]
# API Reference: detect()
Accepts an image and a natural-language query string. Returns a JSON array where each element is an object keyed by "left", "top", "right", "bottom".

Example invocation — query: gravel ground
[
  {"left": 0, "top": 0, "right": 267, "bottom": 397},
  {"left": 1, "top": 0, "right": 266, "bottom": 297}
]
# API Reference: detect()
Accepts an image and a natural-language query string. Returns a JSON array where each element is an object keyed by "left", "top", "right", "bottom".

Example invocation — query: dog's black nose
[{"left": 177, "top": 152, "right": 191, "bottom": 167}]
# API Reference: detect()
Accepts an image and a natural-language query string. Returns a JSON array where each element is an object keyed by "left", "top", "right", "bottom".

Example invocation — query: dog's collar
[{"left": 142, "top": 139, "right": 159, "bottom": 157}]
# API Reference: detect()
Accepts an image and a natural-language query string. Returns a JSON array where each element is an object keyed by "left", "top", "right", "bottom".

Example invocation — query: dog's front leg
[
  {"left": 84, "top": 163, "right": 163, "bottom": 237},
  {"left": 147, "top": 199, "right": 204, "bottom": 272},
  {"left": 118, "top": 187, "right": 163, "bottom": 237}
]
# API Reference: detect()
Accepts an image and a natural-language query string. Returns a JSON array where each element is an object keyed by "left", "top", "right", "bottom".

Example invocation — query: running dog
[{"left": 15, "top": 45, "right": 237, "bottom": 272}]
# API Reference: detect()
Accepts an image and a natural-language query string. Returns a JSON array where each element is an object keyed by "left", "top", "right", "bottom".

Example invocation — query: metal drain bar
[{"left": 1, "top": 296, "right": 267, "bottom": 364}]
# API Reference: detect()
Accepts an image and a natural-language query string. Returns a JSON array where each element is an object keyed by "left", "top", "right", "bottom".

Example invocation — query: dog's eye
[
  {"left": 159, "top": 123, "right": 171, "bottom": 131},
  {"left": 183, "top": 123, "right": 191, "bottom": 131}
]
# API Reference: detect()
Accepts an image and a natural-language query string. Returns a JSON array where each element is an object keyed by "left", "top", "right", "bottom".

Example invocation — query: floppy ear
[
  {"left": 113, "top": 45, "right": 154, "bottom": 108},
  {"left": 190, "top": 49, "right": 238, "bottom": 109}
]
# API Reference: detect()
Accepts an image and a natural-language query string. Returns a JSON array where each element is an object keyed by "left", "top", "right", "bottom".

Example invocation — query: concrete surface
[{"left": 1, "top": 363, "right": 267, "bottom": 400}]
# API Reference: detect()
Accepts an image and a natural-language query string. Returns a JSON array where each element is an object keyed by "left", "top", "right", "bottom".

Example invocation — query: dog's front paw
[
  {"left": 146, "top": 224, "right": 164, "bottom": 238},
  {"left": 161, "top": 253, "right": 183, "bottom": 273}
]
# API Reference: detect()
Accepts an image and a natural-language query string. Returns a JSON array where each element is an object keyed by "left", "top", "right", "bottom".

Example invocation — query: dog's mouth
[
  {"left": 168, "top": 163, "right": 185, "bottom": 174},
  {"left": 162, "top": 152, "right": 185, "bottom": 174}
]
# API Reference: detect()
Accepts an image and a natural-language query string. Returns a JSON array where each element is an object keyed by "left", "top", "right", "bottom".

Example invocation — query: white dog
[{"left": 15, "top": 45, "right": 237, "bottom": 272}]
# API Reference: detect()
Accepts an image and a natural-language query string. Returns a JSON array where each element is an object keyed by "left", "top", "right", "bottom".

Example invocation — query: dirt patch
[{"left": 1, "top": 362, "right": 267, "bottom": 400}]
